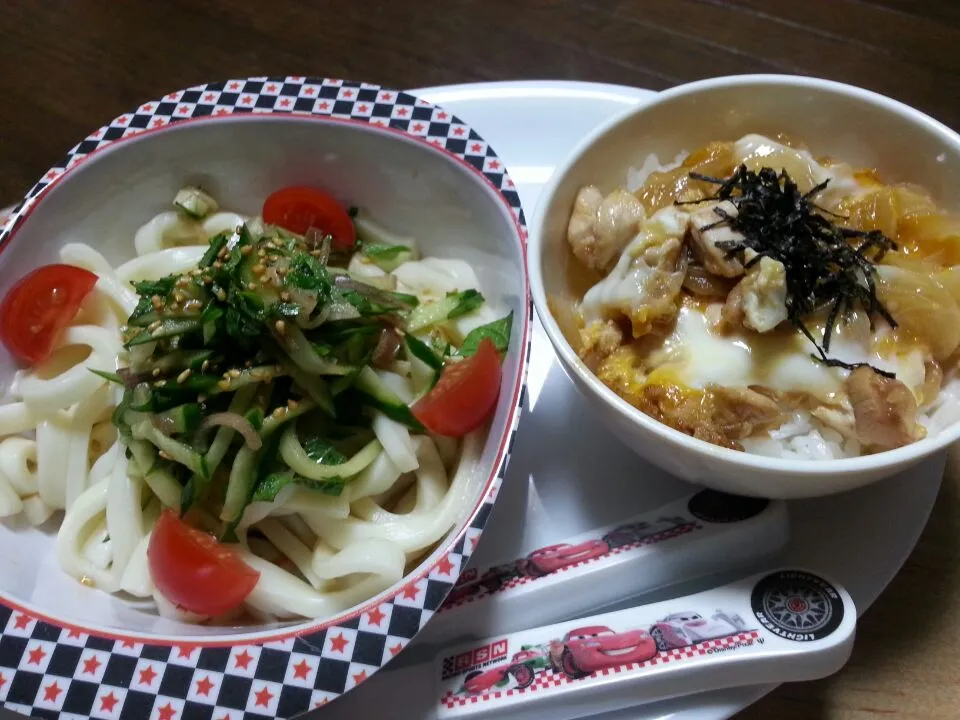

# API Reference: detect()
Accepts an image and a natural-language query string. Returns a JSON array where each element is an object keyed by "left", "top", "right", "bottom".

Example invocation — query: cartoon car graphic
[
  {"left": 649, "top": 610, "right": 748, "bottom": 651},
  {"left": 523, "top": 540, "right": 610, "bottom": 577},
  {"left": 461, "top": 646, "right": 550, "bottom": 694},
  {"left": 446, "top": 565, "right": 516, "bottom": 605},
  {"left": 548, "top": 625, "right": 658, "bottom": 679},
  {"left": 602, "top": 516, "right": 692, "bottom": 549}
]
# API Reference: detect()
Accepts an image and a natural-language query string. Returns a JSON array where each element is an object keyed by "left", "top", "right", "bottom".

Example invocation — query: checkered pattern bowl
[{"left": 0, "top": 76, "right": 530, "bottom": 720}]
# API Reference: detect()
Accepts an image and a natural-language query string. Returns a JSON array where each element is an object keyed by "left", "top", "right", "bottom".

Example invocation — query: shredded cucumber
[
  {"left": 279, "top": 430, "right": 382, "bottom": 480},
  {"left": 173, "top": 186, "right": 219, "bottom": 219},
  {"left": 219, "top": 400, "right": 315, "bottom": 528}
]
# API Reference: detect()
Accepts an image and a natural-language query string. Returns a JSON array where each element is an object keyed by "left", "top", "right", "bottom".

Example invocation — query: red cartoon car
[
  {"left": 461, "top": 647, "right": 548, "bottom": 694},
  {"left": 548, "top": 625, "right": 658, "bottom": 679},
  {"left": 522, "top": 540, "right": 610, "bottom": 577},
  {"left": 602, "top": 516, "right": 692, "bottom": 549},
  {"left": 446, "top": 566, "right": 515, "bottom": 605}
]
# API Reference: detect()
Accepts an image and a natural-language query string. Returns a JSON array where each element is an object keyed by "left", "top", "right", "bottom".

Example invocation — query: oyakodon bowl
[
  {"left": 0, "top": 78, "right": 528, "bottom": 715},
  {"left": 530, "top": 74, "right": 960, "bottom": 500}
]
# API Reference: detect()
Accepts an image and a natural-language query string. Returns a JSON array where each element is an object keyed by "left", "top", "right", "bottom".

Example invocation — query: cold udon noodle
[{"left": 0, "top": 206, "right": 493, "bottom": 624}]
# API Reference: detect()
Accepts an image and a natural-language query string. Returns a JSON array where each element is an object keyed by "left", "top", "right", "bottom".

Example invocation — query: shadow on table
[{"left": 739, "top": 456, "right": 960, "bottom": 719}]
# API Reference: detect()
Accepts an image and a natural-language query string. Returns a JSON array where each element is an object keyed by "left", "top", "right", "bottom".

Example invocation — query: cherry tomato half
[
  {"left": 262, "top": 186, "right": 356, "bottom": 251},
  {"left": 148, "top": 510, "right": 260, "bottom": 617},
  {"left": 412, "top": 339, "right": 503, "bottom": 437},
  {"left": 0, "top": 264, "right": 98, "bottom": 366}
]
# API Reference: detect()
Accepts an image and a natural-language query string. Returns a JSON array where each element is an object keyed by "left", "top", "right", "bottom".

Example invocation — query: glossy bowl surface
[
  {"left": 530, "top": 74, "right": 960, "bottom": 499},
  {"left": 0, "top": 76, "right": 529, "bottom": 716}
]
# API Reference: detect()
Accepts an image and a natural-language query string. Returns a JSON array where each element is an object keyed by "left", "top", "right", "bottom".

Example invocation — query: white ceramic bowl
[
  {"left": 0, "top": 78, "right": 528, "bottom": 716},
  {"left": 530, "top": 74, "right": 960, "bottom": 500}
]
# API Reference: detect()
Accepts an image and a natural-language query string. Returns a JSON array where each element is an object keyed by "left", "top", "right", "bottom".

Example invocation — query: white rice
[
  {"left": 740, "top": 379, "right": 960, "bottom": 461},
  {"left": 920, "top": 377, "right": 960, "bottom": 437},
  {"left": 741, "top": 412, "right": 859, "bottom": 460}
]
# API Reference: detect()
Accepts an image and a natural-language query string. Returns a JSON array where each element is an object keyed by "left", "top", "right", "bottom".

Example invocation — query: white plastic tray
[{"left": 311, "top": 80, "right": 944, "bottom": 720}]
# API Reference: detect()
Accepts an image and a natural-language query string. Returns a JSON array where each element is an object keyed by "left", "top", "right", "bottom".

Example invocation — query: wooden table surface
[{"left": 2, "top": 1, "right": 959, "bottom": 718}]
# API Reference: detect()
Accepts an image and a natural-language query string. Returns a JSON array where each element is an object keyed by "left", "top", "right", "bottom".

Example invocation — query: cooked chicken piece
[
  {"left": 578, "top": 319, "right": 624, "bottom": 371},
  {"left": 720, "top": 256, "right": 788, "bottom": 333},
  {"left": 600, "top": 374, "right": 782, "bottom": 450},
  {"left": 567, "top": 186, "right": 646, "bottom": 273},
  {"left": 580, "top": 207, "right": 689, "bottom": 338},
  {"left": 707, "top": 385, "right": 783, "bottom": 441},
  {"left": 846, "top": 366, "right": 925, "bottom": 451},
  {"left": 682, "top": 257, "right": 737, "bottom": 299},
  {"left": 718, "top": 280, "right": 745, "bottom": 332},
  {"left": 688, "top": 201, "right": 750, "bottom": 278},
  {"left": 810, "top": 404, "right": 858, "bottom": 441}
]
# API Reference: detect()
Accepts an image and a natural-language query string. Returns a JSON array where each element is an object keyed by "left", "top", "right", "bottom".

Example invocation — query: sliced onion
[
  {"left": 547, "top": 294, "right": 582, "bottom": 353},
  {"left": 151, "top": 416, "right": 177, "bottom": 436},
  {"left": 117, "top": 367, "right": 141, "bottom": 388},
  {"left": 355, "top": 273, "right": 398, "bottom": 291},
  {"left": 305, "top": 228, "right": 332, "bottom": 265},
  {"left": 683, "top": 262, "right": 734, "bottom": 298},
  {"left": 381, "top": 312, "right": 406, "bottom": 329},
  {"left": 300, "top": 305, "right": 332, "bottom": 329},
  {"left": 334, "top": 275, "right": 413, "bottom": 309},
  {"left": 288, "top": 287, "right": 319, "bottom": 318},
  {"left": 198, "top": 412, "right": 262, "bottom": 451},
  {"left": 246, "top": 215, "right": 267, "bottom": 239},
  {"left": 327, "top": 301, "right": 361, "bottom": 321},
  {"left": 372, "top": 328, "right": 402, "bottom": 369}
]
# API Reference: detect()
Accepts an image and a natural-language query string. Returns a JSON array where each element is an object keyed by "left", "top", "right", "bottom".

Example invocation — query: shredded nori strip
[{"left": 680, "top": 164, "right": 897, "bottom": 377}]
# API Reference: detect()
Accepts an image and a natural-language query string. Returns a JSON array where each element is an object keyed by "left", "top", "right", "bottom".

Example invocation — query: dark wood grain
[
  {"left": 2, "top": 1, "right": 959, "bottom": 717},
  {"left": 2, "top": 0, "right": 959, "bottom": 204}
]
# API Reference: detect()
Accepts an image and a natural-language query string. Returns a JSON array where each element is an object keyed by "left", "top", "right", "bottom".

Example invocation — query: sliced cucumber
[
  {"left": 404, "top": 335, "right": 442, "bottom": 397},
  {"left": 132, "top": 420, "right": 206, "bottom": 478},
  {"left": 132, "top": 349, "right": 215, "bottom": 376},
  {"left": 279, "top": 431, "right": 382, "bottom": 481},
  {"left": 125, "top": 318, "right": 202, "bottom": 347},
  {"left": 279, "top": 359, "right": 335, "bottom": 416},
  {"left": 406, "top": 290, "right": 485, "bottom": 333},
  {"left": 154, "top": 403, "right": 203, "bottom": 435},
  {"left": 360, "top": 243, "right": 417, "bottom": 273},
  {"left": 128, "top": 440, "right": 182, "bottom": 509},
  {"left": 219, "top": 399, "right": 315, "bottom": 530},
  {"left": 252, "top": 471, "right": 345, "bottom": 502},
  {"left": 173, "top": 186, "right": 219, "bottom": 220},
  {"left": 355, "top": 213, "right": 419, "bottom": 257},
  {"left": 354, "top": 366, "right": 424, "bottom": 430}
]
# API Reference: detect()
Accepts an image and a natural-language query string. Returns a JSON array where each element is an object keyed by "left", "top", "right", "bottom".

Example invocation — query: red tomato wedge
[
  {"left": 412, "top": 339, "right": 503, "bottom": 436},
  {"left": 148, "top": 510, "right": 260, "bottom": 617},
  {"left": 0, "top": 264, "right": 98, "bottom": 366},
  {"left": 262, "top": 186, "right": 357, "bottom": 251}
]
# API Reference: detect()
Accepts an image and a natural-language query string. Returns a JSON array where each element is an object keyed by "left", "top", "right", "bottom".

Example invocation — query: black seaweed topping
[{"left": 680, "top": 165, "right": 898, "bottom": 377}]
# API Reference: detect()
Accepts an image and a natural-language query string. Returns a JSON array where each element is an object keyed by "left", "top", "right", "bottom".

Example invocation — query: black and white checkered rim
[{"left": 0, "top": 76, "right": 532, "bottom": 720}]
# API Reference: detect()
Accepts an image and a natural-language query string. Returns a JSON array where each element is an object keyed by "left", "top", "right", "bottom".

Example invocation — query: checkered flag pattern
[
  {"left": 440, "top": 632, "right": 762, "bottom": 709},
  {"left": 440, "top": 523, "right": 703, "bottom": 613},
  {"left": 0, "top": 76, "right": 530, "bottom": 720}
]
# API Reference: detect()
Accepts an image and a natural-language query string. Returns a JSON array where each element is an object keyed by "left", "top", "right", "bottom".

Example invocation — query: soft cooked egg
[
  {"left": 580, "top": 205, "right": 689, "bottom": 324},
  {"left": 644, "top": 304, "right": 918, "bottom": 402},
  {"left": 733, "top": 134, "right": 863, "bottom": 206}
]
